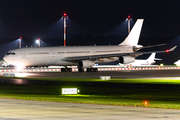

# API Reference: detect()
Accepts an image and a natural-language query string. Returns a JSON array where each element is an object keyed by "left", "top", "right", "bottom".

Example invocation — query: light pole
[
  {"left": 126, "top": 16, "right": 132, "bottom": 34},
  {"left": 62, "top": 13, "right": 68, "bottom": 46},
  {"left": 18, "top": 37, "right": 22, "bottom": 48},
  {"left": 36, "top": 38, "right": 41, "bottom": 47}
]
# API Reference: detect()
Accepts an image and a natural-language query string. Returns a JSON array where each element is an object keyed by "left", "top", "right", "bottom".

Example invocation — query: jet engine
[
  {"left": 119, "top": 56, "right": 135, "bottom": 64},
  {"left": 78, "top": 60, "right": 95, "bottom": 68}
]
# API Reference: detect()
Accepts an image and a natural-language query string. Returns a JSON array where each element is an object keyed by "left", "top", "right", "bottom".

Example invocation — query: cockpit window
[{"left": 6, "top": 52, "right": 16, "bottom": 55}]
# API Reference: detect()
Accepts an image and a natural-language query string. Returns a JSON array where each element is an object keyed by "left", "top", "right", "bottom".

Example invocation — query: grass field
[{"left": 0, "top": 77, "right": 180, "bottom": 109}]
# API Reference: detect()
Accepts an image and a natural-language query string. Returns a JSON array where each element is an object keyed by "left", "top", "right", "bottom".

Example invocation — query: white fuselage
[
  {"left": 128, "top": 59, "right": 155, "bottom": 66},
  {"left": 3, "top": 45, "right": 134, "bottom": 67},
  {"left": 120, "top": 58, "right": 156, "bottom": 67},
  {"left": 3, "top": 19, "right": 144, "bottom": 68}
]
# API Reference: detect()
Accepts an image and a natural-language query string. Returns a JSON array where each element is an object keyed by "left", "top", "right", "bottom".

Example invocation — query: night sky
[
  {"left": 0, "top": 0, "right": 180, "bottom": 38},
  {"left": 0, "top": 0, "right": 180, "bottom": 64}
]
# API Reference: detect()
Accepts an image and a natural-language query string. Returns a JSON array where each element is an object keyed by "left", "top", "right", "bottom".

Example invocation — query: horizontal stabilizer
[
  {"left": 169, "top": 46, "right": 177, "bottom": 51},
  {"left": 154, "top": 58, "right": 162, "bottom": 60}
]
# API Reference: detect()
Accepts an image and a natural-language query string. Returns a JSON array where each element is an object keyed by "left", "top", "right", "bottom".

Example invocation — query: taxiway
[
  {"left": 0, "top": 98, "right": 180, "bottom": 120},
  {"left": 1, "top": 69, "right": 180, "bottom": 79}
]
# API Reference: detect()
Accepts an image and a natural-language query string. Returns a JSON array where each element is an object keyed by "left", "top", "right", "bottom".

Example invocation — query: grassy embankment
[{"left": 0, "top": 76, "right": 180, "bottom": 109}]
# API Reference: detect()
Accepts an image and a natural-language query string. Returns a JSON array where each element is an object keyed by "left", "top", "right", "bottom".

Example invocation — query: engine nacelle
[
  {"left": 78, "top": 60, "right": 95, "bottom": 68},
  {"left": 119, "top": 56, "right": 135, "bottom": 64}
]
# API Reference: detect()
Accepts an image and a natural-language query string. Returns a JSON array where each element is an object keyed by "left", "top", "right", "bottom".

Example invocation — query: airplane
[
  {"left": 120, "top": 53, "right": 161, "bottom": 68},
  {"left": 3, "top": 19, "right": 177, "bottom": 72},
  {"left": 174, "top": 60, "right": 180, "bottom": 66}
]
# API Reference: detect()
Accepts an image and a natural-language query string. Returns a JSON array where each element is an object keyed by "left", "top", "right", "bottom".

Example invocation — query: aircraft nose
[{"left": 3, "top": 55, "right": 8, "bottom": 62}]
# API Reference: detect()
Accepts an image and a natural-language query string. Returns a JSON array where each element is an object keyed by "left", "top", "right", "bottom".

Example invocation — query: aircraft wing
[
  {"left": 62, "top": 46, "right": 177, "bottom": 61},
  {"left": 139, "top": 43, "right": 166, "bottom": 49}
]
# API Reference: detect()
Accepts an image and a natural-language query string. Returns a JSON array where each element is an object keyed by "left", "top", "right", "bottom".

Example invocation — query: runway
[
  {"left": 0, "top": 98, "right": 180, "bottom": 120},
  {"left": 2, "top": 69, "right": 180, "bottom": 79}
]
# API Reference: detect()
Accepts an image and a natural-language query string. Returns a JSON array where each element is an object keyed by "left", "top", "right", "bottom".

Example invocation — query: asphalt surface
[
  {"left": 0, "top": 98, "right": 180, "bottom": 120},
  {"left": 2, "top": 69, "right": 180, "bottom": 79}
]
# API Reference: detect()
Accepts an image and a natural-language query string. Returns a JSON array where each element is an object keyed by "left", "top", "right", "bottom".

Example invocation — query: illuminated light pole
[
  {"left": 62, "top": 13, "right": 68, "bottom": 46},
  {"left": 126, "top": 15, "right": 132, "bottom": 34},
  {"left": 36, "top": 38, "right": 41, "bottom": 47},
  {"left": 18, "top": 37, "right": 22, "bottom": 48}
]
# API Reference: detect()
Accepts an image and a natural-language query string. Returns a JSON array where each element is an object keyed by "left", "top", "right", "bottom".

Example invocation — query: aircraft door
[
  {"left": 21, "top": 51, "right": 26, "bottom": 58},
  {"left": 50, "top": 49, "right": 55, "bottom": 57}
]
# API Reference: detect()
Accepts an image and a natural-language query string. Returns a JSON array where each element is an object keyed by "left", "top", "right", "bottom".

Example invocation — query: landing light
[
  {"left": 15, "top": 65, "right": 25, "bottom": 72},
  {"left": 36, "top": 40, "right": 40, "bottom": 43}
]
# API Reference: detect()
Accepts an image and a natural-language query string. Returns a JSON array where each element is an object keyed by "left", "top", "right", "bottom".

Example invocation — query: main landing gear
[
  {"left": 78, "top": 68, "right": 98, "bottom": 72},
  {"left": 86, "top": 68, "right": 98, "bottom": 72},
  {"left": 78, "top": 68, "right": 84, "bottom": 72},
  {"left": 61, "top": 67, "right": 98, "bottom": 72},
  {"left": 61, "top": 68, "right": 72, "bottom": 72}
]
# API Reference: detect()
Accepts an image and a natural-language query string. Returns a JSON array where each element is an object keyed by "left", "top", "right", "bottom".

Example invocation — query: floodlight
[{"left": 36, "top": 40, "right": 40, "bottom": 43}]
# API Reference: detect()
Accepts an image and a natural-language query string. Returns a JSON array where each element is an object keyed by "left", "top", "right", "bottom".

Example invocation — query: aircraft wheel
[
  {"left": 78, "top": 68, "right": 84, "bottom": 72},
  {"left": 86, "top": 68, "right": 90, "bottom": 72},
  {"left": 65, "top": 68, "right": 69, "bottom": 72},
  {"left": 94, "top": 68, "right": 98, "bottom": 72},
  {"left": 90, "top": 68, "right": 94, "bottom": 72},
  {"left": 68, "top": 68, "right": 72, "bottom": 72},
  {"left": 61, "top": 68, "right": 65, "bottom": 72}
]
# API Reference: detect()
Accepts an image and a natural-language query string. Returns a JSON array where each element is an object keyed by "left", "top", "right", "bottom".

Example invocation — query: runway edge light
[
  {"left": 160, "top": 64, "right": 164, "bottom": 67},
  {"left": 143, "top": 100, "right": 148, "bottom": 105}
]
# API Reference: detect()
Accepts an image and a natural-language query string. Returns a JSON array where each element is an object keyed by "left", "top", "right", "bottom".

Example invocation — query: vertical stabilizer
[
  {"left": 147, "top": 53, "right": 156, "bottom": 62},
  {"left": 119, "top": 19, "right": 144, "bottom": 46}
]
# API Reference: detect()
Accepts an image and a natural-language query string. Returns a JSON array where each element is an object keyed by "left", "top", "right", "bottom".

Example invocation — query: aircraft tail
[
  {"left": 119, "top": 19, "right": 144, "bottom": 46},
  {"left": 147, "top": 53, "right": 156, "bottom": 62}
]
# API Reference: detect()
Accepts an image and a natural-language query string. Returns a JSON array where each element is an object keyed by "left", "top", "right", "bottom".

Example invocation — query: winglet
[{"left": 169, "top": 46, "right": 177, "bottom": 51}]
